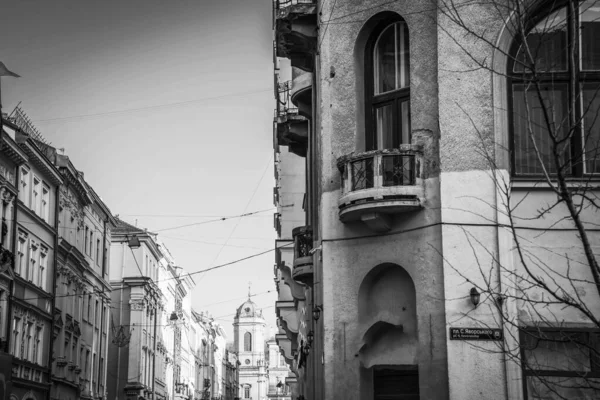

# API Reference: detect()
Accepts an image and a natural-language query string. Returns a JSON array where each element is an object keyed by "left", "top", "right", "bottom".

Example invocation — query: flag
[{"left": 0, "top": 62, "right": 19, "bottom": 78}]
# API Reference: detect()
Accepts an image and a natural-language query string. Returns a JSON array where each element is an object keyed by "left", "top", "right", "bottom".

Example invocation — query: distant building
[
  {"left": 233, "top": 297, "right": 267, "bottom": 400},
  {"left": 265, "top": 339, "right": 291, "bottom": 400},
  {"left": 50, "top": 153, "right": 116, "bottom": 400},
  {"left": 107, "top": 220, "right": 164, "bottom": 400}
]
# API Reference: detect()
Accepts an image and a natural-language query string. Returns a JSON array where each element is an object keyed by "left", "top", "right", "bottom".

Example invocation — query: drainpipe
[
  {"left": 493, "top": 171, "right": 509, "bottom": 400},
  {"left": 151, "top": 300, "right": 157, "bottom": 400},
  {"left": 5, "top": 167, "right": 21, "bottom": 355},
  {"left": 48, "top": 182, "right": 61, "bottom": 400}
]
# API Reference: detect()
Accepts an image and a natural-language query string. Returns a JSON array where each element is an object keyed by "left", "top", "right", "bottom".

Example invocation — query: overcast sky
[{"left": 0, "top": 0, "right": 277, "bottom": 340}]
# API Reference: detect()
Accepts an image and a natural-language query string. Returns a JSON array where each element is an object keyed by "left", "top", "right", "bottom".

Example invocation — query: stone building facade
[
  {"left": 50, "top": 153, "right": 115, "bottom": 400},
  {"left": 273, "top": 0, "right": 600, "bottom": 399}
]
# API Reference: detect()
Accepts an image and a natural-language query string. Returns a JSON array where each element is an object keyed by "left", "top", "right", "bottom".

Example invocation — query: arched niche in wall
[
  {"left": 357, "top": 262, "right": 417, "bottom": 368},
  {"left": 354, "top": 11, "right": 407, "bottom": 153}
]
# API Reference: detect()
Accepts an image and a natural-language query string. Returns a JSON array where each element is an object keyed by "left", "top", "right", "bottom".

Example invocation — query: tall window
[
  {"left": 366, "top": 19, "right": 411, "bottom": 150},
  {"left": 32, "top": 176, "right": 40, "bottom": 214},
  {"left": 28, "top": 242, "right": 38, "bottom": 283},
  {"left": 41, "top": 184, "right": 49, "bottom": 222},
  {"left": 38, "top": 248, "right": 47, "bottom": 290},
  {"left": 17, "top": 234, "right": 26, "bottom": 275},
  {"left": 244, "top": 332, "right": 252, "bottom": 351},
  {"left": 12, "top": 316, "right": 20, "bottom": 357},
  {"left": 19, "top": 168, "right": 29, "bottom": 206},
  {"left": 84, "top": 226, "right": 89, "bottom": 255},
  {"left": 89, "top": 231, "right": 93, "bottom": 257},
  {"left": 244, "top": 386, "right": 251, "bottom": 399},
  {"left": 96, "top": 239, "right": 100, "bottom": 265},
  {"left": 510, "top": 1, "right": 600, "bottom": 176}
]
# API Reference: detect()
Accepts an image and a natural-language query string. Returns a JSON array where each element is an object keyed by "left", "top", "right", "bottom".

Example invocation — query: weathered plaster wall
[
  {"left": 318, "top": 0, "right": 446, "bottom": 399},
  {"left": 436, "top": 1, "right": 510, "bottom": 398}
]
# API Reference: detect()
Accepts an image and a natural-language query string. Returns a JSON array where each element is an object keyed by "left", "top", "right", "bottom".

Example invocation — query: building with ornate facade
[
  {"left": 0, "top": 118, "right": 28, "bottom": 399},
  {"left": 50, "top": 152, "right": 116, "bottom": 400},
  {"left": 233, "top": 298, "right": 267, "bottom": 400},
  {"left": 265, "top": 339, "right": 291, "bottom": 400},
  {"left": 1, "top": 117, "right": 63, "bottom": 400},
  {"left": 107, "top": 220, "right": 164, "bottom": 400}
]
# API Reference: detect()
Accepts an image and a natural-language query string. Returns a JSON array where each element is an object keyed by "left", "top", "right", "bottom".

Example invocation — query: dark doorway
[{"left": 374, "top": 367, "right": 419, "bottom": 400}]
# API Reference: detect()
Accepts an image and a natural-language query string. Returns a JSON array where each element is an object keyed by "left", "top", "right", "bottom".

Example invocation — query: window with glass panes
[
  {"left": 366, "top": 18, "right": 410, "bottom": 150},
  {"left": 510, "top": 1, "right": 600, "bottom": 176},
  {"left": 520, "top": 328, "right": 600, "bottom": 399}
]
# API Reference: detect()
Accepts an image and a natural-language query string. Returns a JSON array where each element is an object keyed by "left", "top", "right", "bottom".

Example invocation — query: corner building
[{"left": 273, "top": 0, "right": 600, "bottom": 399}]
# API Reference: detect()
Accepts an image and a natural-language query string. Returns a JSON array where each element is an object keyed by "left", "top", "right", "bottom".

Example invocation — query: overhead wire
[
  {"left": 9, "top": 242, "right": 293, "bottom": 302},
  {"left": 203, "top": 156, "right": 274, "bottom": 278},
  {"left": 33, "top": 88, "right": 272, "bottom": 123}
]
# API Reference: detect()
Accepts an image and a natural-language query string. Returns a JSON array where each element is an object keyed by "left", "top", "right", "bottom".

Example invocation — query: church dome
[{"left": 236, "top": 298, "right": 263, "bottom": 319}]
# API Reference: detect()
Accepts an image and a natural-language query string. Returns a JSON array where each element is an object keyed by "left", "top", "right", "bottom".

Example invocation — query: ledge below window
[{"left": 337, "top": 146, "right": 425, "bottom": 232}]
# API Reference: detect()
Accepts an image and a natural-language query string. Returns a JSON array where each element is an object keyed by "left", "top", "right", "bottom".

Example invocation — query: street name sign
[{"left": 449, "top": 327, "right": 503, "bottom": 341}]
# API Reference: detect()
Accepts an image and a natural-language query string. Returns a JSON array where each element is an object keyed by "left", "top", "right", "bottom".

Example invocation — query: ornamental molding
[
  {"left": 130, "top": 298, "right": 146, "bottom": 311},
  {"left": 59, "top": 187, "right": 85, "bottom": 228},
  {"left": 0, "top": 187, "right": 15, "bottom": 204},
  {"left": 57, "top": 265, "right": 85, "bottom": 290}
]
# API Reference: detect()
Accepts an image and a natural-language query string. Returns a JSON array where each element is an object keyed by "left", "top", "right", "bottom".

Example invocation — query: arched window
[
  {"left": 244, "top": 332, "right": 252, "bottom": 351},
  {"left": 366, "top": 19, "right": 410, "bottom": 150},
  {"left": 509, "top": 1, "right": 600, "bottom": 176}
]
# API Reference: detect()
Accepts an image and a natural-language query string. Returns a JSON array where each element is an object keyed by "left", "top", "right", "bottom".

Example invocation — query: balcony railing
[
  {"left": 337, "top": 146, "right": 425, "bottom": 231},
  {"left": 292, "top": 226, "right": 313, "bottom": 284},
  {"left": 274, "top": 0, "right": 316, "bottom": 10},
  {"left": 276, "top": 80, "right": 298, "bottom": 118}
]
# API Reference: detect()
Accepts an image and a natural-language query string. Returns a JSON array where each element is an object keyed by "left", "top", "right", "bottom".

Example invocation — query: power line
[
  {"left": 7, "top": 207, "right": 275, "bottom": 233},
  {"left": 206, "top": 156, "right": 274, "bottom": 270},
  {"left": 33, "top": 88, "right": 271, "bottom": 123},
  {"left": 160, "top": 235, "right": 271, "bottom": 250},
  {"left": 152, "top": 208, "right": 275, "bottom": 233},
  {"left": 10, "top": 242, "right": 293, "bottom": 302}
]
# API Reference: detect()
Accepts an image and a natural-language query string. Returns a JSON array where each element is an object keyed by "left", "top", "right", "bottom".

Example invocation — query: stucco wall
[{"left": 318, "top": 0, "right": 446, "bottom": 399}]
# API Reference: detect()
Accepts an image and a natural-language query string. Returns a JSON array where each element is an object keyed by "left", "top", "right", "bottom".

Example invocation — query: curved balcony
[
  {"left": 291, "top": 68, "right": 312, "bottom": 119},
  {"left": 292, "top": 226, "right": 313, "bottom": 284},
  {"left": 337, "top": 145, "right": 425, "bottom": 232},
  {"left": 274, "top": 0, "right": 317, "bottom": 72},
  {"left": 275, "top": 80, "right": 308, "bottom": 158}
]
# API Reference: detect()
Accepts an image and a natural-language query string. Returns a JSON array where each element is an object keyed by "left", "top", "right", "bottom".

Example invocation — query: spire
[{"left": 248, "top": 281, "right": 252, "bottom": 299}]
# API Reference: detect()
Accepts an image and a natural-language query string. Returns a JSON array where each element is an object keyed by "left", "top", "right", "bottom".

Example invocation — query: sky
[{"left": 0, "top": 0, "right": 277, "bottom": 340}]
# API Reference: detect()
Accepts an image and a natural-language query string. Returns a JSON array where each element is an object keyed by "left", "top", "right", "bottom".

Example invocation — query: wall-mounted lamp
[
  {"left": 169, "top": 311, "right": 179, "bottom": 322},
  {"left": 312, "top": 305, "right": 323, "bottom": 321},
  {"left": 303, "top": 342, "right": 311, "bottom": 356},
  {"left": 470, "top": 287, "right": 480, "bottom": 307},
  {"left": 306, "top": 330, "right": 314, "bottom": 345},
  {"left": 127, "top": 235, "right": 141, "bottom": 249}
]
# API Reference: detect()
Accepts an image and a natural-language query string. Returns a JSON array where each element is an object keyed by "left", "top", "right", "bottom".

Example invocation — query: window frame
[
  {"left": 508, "top": 0, "right": 600, "bottom": 178},
  {"left": 365, "top": 16, "right": 411, "bottom": 151},
  {"left": 519, "top": 327, "right": 600, "bottom": 399}
]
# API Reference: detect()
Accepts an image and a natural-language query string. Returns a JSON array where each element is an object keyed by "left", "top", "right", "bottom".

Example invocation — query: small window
[{"left": 366, "top": 19, "right": 411, "bottom": 150}]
